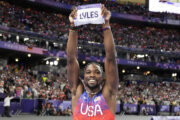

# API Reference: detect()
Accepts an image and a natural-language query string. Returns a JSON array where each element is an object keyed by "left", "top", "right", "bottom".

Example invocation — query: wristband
[
  {"left": 69, "top": 25, "right": 79, "bottom": 31},
  {"left": 102, "top": 26, "right": 111, "bottom": 32},
  {"left": 69, "top": 29, "right": 77, "bottom": 33}
]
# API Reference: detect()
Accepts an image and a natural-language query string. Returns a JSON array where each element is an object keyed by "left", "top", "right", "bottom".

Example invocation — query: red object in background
[{"left": 27, "top": 46, "right": 33, "bottom": 50}]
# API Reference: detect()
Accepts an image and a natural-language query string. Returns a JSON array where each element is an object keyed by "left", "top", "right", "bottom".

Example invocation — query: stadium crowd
[
  {"left": 1, "top": 1, "right": 180, "bottom": 52},
  {"left": 55, "top": 0, "right": 180, "bottom": 20},
  {"left": 0, "top": 64, "right": 72, "bottom": 116},
  {"left": 118, "top": 80, "right": 180, "bottom": 106},
  {"left": 0, "top": 64, "right": 70, "bottom": 100},
  {"left": 0, "top": 1, "right": 180, "bottom": 53},
  {"left": 0, "top": 64, "right": 180, "bottom": 116},
  {"left": 0, "top": 1, "right": 180, "bottom": 65},
  {"left": 0, "top": 1, "right": 68, "bottom": 38}
]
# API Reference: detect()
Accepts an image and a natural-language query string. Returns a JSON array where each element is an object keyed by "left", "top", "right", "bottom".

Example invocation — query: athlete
[{"left": 67, "top": 5, "right": 119, "bottom": 120}]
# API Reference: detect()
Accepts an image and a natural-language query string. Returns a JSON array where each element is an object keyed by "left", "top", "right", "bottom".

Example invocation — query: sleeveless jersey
[{"left": 73, "top": 91, "right": 115, "bottom": 120}]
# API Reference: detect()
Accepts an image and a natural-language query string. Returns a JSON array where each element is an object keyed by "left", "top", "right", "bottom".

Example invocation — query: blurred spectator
[
  {"left": 1, "top": 93, "right": 15, "bottom": 117},
  {"left": 45, "top": 102, "right": 56, "bottom": 116}
]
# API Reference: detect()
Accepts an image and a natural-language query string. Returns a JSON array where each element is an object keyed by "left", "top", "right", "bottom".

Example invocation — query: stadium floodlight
[
  {"left": 27, "top": 54, "right": 31, "bottom": 58},
  {"left": 53, "top": 42, "right": 58, "bottom": 47},
  {"left": 56, "top": 57, "right": 60, "bottom": 61},
  {"left": 174, "top": 73, "right": 177, "bottom": 76},
  {"left": 50, "top": 61, "right": 54, "bottom": 66},
  {"left": 137, "top": 54, "right": 144, "bottom": 58},
  {"left": 82, "top": 61, "right": 86, "bottom": 64},
  {"left": 24, "top": 37, "right": 29, "bottom": 41},
  {"left": 144, "top": 71, "right": 151, "bottom": 75},
  {"left": 16, "top": 35, "right": 19, "bottom": 40},
  {"left": 46, "top": 41, "right": 49, "bottom": 45},
  {"left": 122, "top": 69, "right": 125, "bottom": 73},
  {"left": 136, "top": 66, "right": 140, "bottom": 70},
  {"left": 54, "top": 61, "right": 58, "bottom": 66},
  {"left": 15, "top": 58, "right": 19, "bottom": 62},
  {"left": 46, "top": 61, "right": 49, "bottom": 65},
  {"left": 172, "top": 73, "right": 177, "bottom": 77}
]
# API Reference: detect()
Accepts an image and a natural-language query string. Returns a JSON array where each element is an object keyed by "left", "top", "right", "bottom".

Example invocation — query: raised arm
[
  {"left": 102, "top": 6, "right": 119, "bottom": 95},
  {"left": 67, "top": 8, "right": 81, "bottom": 98}
]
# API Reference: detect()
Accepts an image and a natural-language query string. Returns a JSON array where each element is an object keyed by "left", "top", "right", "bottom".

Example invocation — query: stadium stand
[{"left": 0, "top": 0, "right": 179, "bottom": 118}]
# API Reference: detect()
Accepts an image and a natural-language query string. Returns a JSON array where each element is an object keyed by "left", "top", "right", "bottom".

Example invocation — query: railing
[
  {"left": 0, "top": 98, "right": 71, "bottom": 115},
  {"left": 0, "top": 40, "right": 180, "bottom": 70},
  {"left": 0, "top": 98, "right": 180, "bottom": 115}
]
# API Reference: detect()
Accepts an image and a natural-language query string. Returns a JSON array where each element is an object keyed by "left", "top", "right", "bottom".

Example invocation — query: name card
[{"left": 74, "top": 4, "right": 105, "bottom": 26}]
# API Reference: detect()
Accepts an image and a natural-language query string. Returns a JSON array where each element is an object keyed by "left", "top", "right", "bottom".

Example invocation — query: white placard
[{"left": 74, "top": 4, "right": 105, "bottom": 26}]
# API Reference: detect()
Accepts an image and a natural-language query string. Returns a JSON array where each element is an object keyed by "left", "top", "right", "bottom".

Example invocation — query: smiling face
[{"left": 84, "top": 63, "right": 103, "bottom": 90}]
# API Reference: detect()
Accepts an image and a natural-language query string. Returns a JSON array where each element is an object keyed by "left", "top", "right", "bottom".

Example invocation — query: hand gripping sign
[{"left": 74, "top": 4, "right": 105, "bottom": 26}]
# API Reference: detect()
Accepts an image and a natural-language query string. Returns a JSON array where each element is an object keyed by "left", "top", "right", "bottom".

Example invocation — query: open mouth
[{"left": 88, "top": 79, "right": 97, "bottom": 85}]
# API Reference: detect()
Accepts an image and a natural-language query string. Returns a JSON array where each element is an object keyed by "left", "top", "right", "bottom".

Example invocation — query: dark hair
[{"left": 84, "top": 62, "right": 104, "bottom": 77}]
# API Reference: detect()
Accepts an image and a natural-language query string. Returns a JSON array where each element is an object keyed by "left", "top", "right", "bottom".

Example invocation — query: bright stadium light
[
  {"left": 50, "top": 61, "right": 53, "bottom": 66},
  {"left": 56, "top": 57, "right": 60, "bottom": 61},
  {"left": 137, "top": 54, "right": 144, "bottom": 58},
  {"left": 122, "top": 69, "right": 125, "bottom": 73},
  {"left": 136, "top": 66, "right": 140, "bottom": 70},
  {"left": 16, "top": 35, "right": 19, "bottom": 40},
  {"left": 54, "top": 61, "right": 58, "bottom": 66},
  {"left": 147, "top": 71, "right": 150, "bottom": 74},
  {"left": 27, "top": 54, "right": 31, "bottom": 58},
  {"left": 46, "top": 61, "right": 49, "bottom": 65},
  {"left": 53, "top": 42, "right": 58, "bottom": 47},
  {"left": 15, "top": 58, "right": 19, "bottom": 62},
  {"left": 174, "top": 73, "right": 177, "bottom": 76},
  {"left": 82, "top": 61, "right": 86, "bottom": 64},
  {"left": 172, "top": 73, "right": 177, "bottom": 77},
  {"left": 24, "top": 37, "right": 29, "bottom": 41}
]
